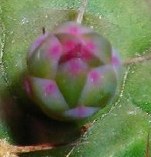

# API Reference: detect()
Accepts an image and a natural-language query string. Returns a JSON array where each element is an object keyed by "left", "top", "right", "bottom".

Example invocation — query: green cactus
[{"left": 24, "top": 22, "right": 122, "bottom": 121}]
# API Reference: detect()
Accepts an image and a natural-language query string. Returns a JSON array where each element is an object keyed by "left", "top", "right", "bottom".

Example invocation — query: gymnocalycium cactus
[{"left": 24, "top": 22, "right": 121, "bottom": 121}]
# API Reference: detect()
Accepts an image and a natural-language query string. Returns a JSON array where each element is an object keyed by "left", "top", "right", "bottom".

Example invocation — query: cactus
[{"left": 24, "top": 22, "right": 121, "bottom": 121}]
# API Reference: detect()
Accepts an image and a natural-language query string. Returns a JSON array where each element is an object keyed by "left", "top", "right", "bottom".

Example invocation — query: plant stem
[
  {"left": 0, "top": 140, "right": 77, "bottom": 156},
  {"left": 76, "top": 0, "right": 88, "bottom": 24},
  {"left": 123, "top": 53, "right": 151, "bottom": 66},
  {"left": 11, "top": 144, "right": 55, "bottom": 154},
  {"left": 145, "top": 132, "right": 150, "bottom": 157}
]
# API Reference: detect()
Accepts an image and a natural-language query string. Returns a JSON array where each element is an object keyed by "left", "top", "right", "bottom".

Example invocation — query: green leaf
[
  {"left": 65, "top": 100, "right": 151, "bottom": 157},
  {"left": 123, "top": 62, "right": 151, "bottom": 113},
  {"left": 0, "top": 0, "right": 151, "bottom": 156}
]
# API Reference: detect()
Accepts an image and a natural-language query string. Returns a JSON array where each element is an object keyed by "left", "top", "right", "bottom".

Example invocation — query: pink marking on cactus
[
  {"left": 62, "top": 58, "right": 87, "bottom": 76},
  {"left": 81, "top": 46, "right": 94, "bottom": 60},
  {"left": 68, "top": 25, "right": 79, "bottom": 35},
  {"left": 85, "top": 41, "right": 96, "bottom": 51},
  {"left": 74, "top": 43, "right": 93, "bottom": 61},
  {"left": 88, "top": 70, "right": 102, "bottom": 84},
  {"left": 64, "top": 40, "right": 76, "bottom": 51},
  {"left": 44, "top": 82, "right": 56, "bottom": 96},
  {"left": 84, "top": 40, "right": 103, "bottom": 62},
  {"left": 55, "top": 22, "right": 92, "bottom": 35},
  {"left": 60, "top": 43, "right": 93, "bottom": 64},
  {"left": 69, "top": 59, "right": 84, "bottom": 75},
  {"left": 48, "top": 44, "right": 62, "bottom": 59},
  {"left": 51, "top": 45, "right": 61, "bottom": 53}
]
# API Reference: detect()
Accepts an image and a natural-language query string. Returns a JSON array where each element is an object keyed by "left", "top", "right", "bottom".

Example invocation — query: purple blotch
[
  {"left": 68, "top": 25, "right": 79, "bottom": 35},
  {"left": 64, "top": 40, "right": 76, "bottom": 52},
  {"left": 64, "top": 106, "right": 99, "bottom": 118},
  {"left": 23, "top": 78, "right": 32, "bottom": 96},
  {"left": 69, "top": 59, "right": 87, "bottom": 75},
  {"left": 85, "top": 41, "right": 96, "bottom": 51},
  {"left": 48, "top": 43, "right": 62, "bottom": 59},
  {"left": 44, "top": 82, "right": 57, "bottom": 96},
  {"left": 88, "top": 70, "right": 102, "bottom": 84}
]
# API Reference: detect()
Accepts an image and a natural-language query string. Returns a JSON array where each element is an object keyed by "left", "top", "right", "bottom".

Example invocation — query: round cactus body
[{"left": 24, "top": 22, "right": 121, "bottom": 121}]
